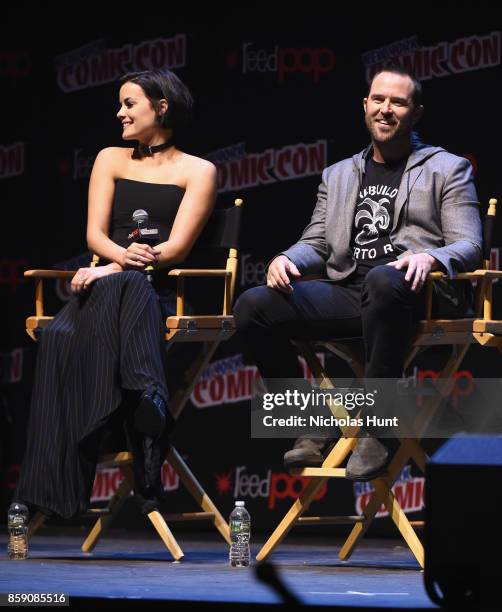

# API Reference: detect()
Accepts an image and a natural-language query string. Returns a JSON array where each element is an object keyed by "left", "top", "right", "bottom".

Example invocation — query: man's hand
[
  {"left": 267, "top": 255, "right": 302, "bottom": 293},
  {"left": 387, "top": 252, "right": 439, "bottom": 292},
  {"left": 122, "top": 242, "right": 160, "bottom": 270},
  {"left": 71, "top": 263, "right": 122, "bottom": 295}
]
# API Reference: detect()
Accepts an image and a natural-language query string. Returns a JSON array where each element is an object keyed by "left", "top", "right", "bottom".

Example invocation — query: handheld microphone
[{"left": 129, "top": 209, "right": 160, "bottom": 283}]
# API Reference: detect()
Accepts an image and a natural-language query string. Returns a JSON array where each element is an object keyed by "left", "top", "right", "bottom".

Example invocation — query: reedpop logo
[
  {"left": 399, "top": 367, "right": 475, "bottom": 409},
  {"left": 0, "top": 52, "right": 32, "bottom": 80},
  {"left": 56, "top": 149, "right": 96, "bottom": 180},
  {"left": 215, "top": 465, "right": 327, "bottom": 509},
  {"left": 226, "top": 43, "right": 335, "bottom": 83},
  {"left": 0, "top": 258, "right": 28, "bottom": 295},
  {"left": 240, "top": 254, "right": 267, "bottom": 287}
]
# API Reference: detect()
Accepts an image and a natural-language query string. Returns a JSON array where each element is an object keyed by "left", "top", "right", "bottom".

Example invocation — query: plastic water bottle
[
  {"left": 229, "top": 500, "right": 251, "bottom": 567},
  {"left": 7, "top": 503, "right": 29, "bottom": 560}
]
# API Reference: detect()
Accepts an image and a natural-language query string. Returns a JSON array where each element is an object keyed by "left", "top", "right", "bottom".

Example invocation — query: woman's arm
[
  {"left": 86, "top": 148, "right": 129, "bottom": 267},
  {"left": 70, "top": 262, "right": 123, "bottom": 295},
  {"left": 88, "top": 148, "right": 158, "bottom": 271},
  {"left": 153, "top": 159, "right": 217, "bottom": 268},
  {"left": 68, "top": 148, "right": 127, "bottom": 295}
]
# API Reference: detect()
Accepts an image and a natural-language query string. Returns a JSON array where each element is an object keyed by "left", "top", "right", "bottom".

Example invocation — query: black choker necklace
[{"left": 133, "top": 140, "right": 173, "bottom": 159}]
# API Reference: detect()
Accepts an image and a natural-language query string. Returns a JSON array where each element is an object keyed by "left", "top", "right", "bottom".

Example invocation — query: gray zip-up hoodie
[{"left": 282, "top": 141, "right": 482, "bottom": 279}]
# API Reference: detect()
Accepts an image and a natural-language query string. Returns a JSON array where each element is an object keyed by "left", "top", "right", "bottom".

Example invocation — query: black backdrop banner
[{"left": 1, "top": 12, "right": 501, "bottom": 533}]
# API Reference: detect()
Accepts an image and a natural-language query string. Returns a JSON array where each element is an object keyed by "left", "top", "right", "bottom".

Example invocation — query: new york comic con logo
[
  {"left": 91, "top": 460, "right": 179, "bottom": 502},
  {"left": 214, "top": 465, "right": 327, "bottom": 510},
  {"left": 56, "top": 34, "right": 187, "bottom": 92},
  {"left": 190, "top": 353, "right": 324, "bottom": 408},
  {"left": 226, "top": 43, "right": 336, "bottom": 83},
  {"left": 205, "top": 140, "right": 327, "bottom": 194},
  {"left": 362, "top": 32, "right": 500, "bottom": 82},
  {"left": 354, "top": 465, "right": 424, "bottom": 518}
]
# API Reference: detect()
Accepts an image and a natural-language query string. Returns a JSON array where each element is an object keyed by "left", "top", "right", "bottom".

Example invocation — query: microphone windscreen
[{"left": 132, "top": 209, "right": 149, "bottom": 223}]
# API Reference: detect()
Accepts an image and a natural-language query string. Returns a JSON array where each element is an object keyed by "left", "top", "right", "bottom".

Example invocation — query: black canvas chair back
[{"left": 197, "top": 204, "right": 243, "bottom": 251}]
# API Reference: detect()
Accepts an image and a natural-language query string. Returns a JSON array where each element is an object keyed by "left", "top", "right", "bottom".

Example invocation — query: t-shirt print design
[{"left": 354, "top": 196, "right": 391, "bottom": 246}]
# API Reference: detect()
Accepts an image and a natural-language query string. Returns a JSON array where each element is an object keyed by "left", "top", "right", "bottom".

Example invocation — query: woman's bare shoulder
[
  {"left": 95, "top": 146, "right": 133, "bottom": 163},
  {"left": 93, "top": 147, "right": 134, "bottom": 177},
  {"left": 181, "top": 152, "right": 217, "bottom": 178}
]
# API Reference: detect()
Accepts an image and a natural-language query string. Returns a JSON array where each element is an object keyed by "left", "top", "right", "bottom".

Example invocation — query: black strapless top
[
  {"left": 109, "top": 178, "right": 185, "bottom": 248},
  {"left": 108, "top": 178, "right": 185, "bottom": 299}
]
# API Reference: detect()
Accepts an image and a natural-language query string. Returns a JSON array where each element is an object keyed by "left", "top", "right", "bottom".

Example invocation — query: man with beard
[{"left": 234, "top": 66, "right": 482, "bottom": 480}]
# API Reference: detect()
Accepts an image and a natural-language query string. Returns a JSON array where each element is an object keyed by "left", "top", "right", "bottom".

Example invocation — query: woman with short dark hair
[{"left": 9, "top": 69, "right": 216, "bottom": 550}]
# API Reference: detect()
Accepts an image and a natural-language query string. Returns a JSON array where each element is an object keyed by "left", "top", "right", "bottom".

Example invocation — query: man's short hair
[{"left": 368, "top": 65, "right": 423, "bottom": 107}]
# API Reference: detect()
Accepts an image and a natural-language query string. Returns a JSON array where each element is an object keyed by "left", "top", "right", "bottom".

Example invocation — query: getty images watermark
[
  {"left": 250, "top": 378, "right": 502, "bottom": 439},
  {"left": 260, "top": 387, "right": 396, "bottom": 428}
]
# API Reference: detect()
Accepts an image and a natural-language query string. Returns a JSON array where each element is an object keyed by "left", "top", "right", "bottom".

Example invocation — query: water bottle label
[{"left": 231, "top": 520, "right": 243, "bottom": 534}]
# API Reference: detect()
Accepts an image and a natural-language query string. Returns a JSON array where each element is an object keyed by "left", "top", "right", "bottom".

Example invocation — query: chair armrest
[
  {"left": 24, "top": 270, "right": 77, "bottom": 320},
  {"left": 454, "top": 270, "right": 502, "bottom": 280},
  {"left": 427, "top": 270, "right": 502, "bottom": 281},
  {"left": 168, "top": 269, "right": 231, "bottom": 277},
  {"left": 24, "top": 269, "right": 76, "bottom": 279},
  {"left": 427, "top": 271, "right": 446, "bottom": 280},
  {"left": 168, "top": 269, "right": 232, "bottom": 316},
  {"left": 425, "top": 269, "right": 501, "bottom": 321}
]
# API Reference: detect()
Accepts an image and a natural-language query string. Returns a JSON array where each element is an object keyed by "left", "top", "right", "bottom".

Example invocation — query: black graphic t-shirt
[{"left": 350, "top": 156, "right": 408, "bottom": 279}]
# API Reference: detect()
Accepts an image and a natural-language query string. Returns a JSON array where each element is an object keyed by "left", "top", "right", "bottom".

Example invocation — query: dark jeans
[{"left": 233, "top": 265, "right": 428, "bottom": 381}]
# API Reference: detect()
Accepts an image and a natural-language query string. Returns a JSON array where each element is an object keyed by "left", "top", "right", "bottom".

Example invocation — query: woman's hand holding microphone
[{"left": 122, "top": 242, "right": 160, "bottom": 270}]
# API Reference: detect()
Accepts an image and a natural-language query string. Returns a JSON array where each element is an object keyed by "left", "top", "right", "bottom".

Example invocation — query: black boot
[
  {"left": 133, "top": 387, "right": 174, "bottom": 437},
  {"left": 124, "top": 392, "right": 171, "bottom": 515}
]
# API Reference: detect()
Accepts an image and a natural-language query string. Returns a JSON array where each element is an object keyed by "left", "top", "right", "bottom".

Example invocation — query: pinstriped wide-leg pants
[{"left": 15, "top": 271, "right": 170, "bottom": 519}]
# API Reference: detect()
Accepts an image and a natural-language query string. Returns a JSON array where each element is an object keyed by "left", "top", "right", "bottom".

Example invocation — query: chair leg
[
  {"left": 296, "top": 341, "right": 333, "bottom": 388},
  {"left": 338, "top": 444, "right": 424, "bottom": 567},
  {"left": 340, "top": 344, "right": 468, "bottom": 563},
  {"left": 373, "top": 478, "right": 424, "bottom": 568},
  {"left": 322, "top": 436, "right": 358, "bottom": 468},
  {"left": 256, "top": 476, "right": 328, "bottom": 562},
  {"left": 274, "top": 341, "right": 469, "bottom": 568},
  {"left": 413, "top": 343, "right": 470, "bottom": 437},
  {"left": 27, "top": 511, "right": 47, "bottom": 539},
  {"left": 168, "top": 341, "right": 221, "bottom": 420},
  {"left": 321, "top": 341, "right": 366, "bottom": 379},
  {"left": 339, "top": 346, "right": 469, "bottom": 566},
  {"left": 339, "top": 443, "right": 408, "bottom": 560},
  {"left": 401, "top": 438, "right": 428, "bottom": 473},
  {"left": 259, "top": 342, "right": 429, "bottom": 566},
  {"left": 167, "top": 447, "right": 231, "bottom": 545},
  {"left": 81, "top": 465, "right": 134, "bottom": 553},
  {"left": 256, "top": 436, "right": 357, "bottom": 562},
  {"left": 147, "top": 510, "right": 184, "bottom": 561}
]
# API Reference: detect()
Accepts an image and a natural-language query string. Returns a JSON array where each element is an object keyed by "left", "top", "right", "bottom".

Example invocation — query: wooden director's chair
[
  {"left": 257, "top": 198, "right": 501, "bottom": 569},
  {"left": 25, "top": 198, "right": 243, "bottom": 561}
]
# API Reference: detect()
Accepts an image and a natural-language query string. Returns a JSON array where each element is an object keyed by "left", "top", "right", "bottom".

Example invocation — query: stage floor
[{"left": 0, "top": 527, "right": 436, "bottom": 609}]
